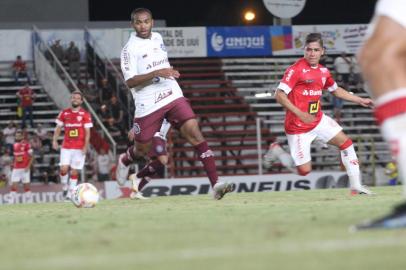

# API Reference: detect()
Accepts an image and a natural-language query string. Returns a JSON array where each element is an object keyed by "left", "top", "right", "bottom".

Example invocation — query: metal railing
[
  {"left": 84, "top": 28, "right": 133, "bottom": 129},
  {"left": 32, "top": 25, "right": 117, "bottom": 160}
]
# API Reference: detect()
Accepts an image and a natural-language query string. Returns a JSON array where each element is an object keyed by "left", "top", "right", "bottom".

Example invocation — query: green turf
[{"left": 1, "top": 186, "right": 406, "bottom": 270}]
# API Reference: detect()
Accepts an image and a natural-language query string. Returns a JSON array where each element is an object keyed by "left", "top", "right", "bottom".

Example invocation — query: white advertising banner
[
  {"left": 273, "top": 24, "right": 369, "bottom": 55},
  {"left": 121, "top": 27, "right": 207, "bottom": 58},
  {"left": 0, "top": 172, "right": 347, "bottom": 204},
  {"left": 104, "top": 171, "right": 348, "bottom": 199},
  {"left": 0, "top": 182, "right": 105, "bottom": 205}
]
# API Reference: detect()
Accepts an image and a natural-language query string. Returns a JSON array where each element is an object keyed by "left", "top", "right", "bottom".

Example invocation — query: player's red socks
[
  {"left": 137, "top": 160, "right": 164, "bottom": 178},
  {"left": 122, "top": 146, "right": 137, "bottom": 166},
  {"left": 138, "top": 178, "right": 150, "bottom": 191},
  {"left": 194, "top": 141, "right": 218, "bottom": 187}
]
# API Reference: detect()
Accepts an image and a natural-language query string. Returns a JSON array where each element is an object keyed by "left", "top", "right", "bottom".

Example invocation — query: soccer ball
[{"left": 71, "top": 183, "right": 100, "bottom": 208}]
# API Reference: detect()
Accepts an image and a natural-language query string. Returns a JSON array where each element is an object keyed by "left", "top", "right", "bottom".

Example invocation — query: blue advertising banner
[{"left": 207, "top": 26, "right": 272, "bottom": 57}]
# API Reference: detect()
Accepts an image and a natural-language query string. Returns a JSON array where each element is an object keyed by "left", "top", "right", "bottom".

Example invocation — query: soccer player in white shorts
[
  {"left": 264, "top": 33, "right": 374, "bottom": 195},
  {"left": 354, "top": 0, "right": 406, "bottom": 229},
  {"left": 10, "top": 129, "right": 33, "bottom": 204},
  {"left": 53, "top": 91, "right": 93, "bottom": 200}
]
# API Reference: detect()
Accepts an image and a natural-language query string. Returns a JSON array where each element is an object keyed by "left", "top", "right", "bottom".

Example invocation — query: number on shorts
[
  {"left": 69, "top": 129, "right": 79, "bottom": 137},
  {"left": 308, "top": 101, "right": 320, "bottom": 115}
]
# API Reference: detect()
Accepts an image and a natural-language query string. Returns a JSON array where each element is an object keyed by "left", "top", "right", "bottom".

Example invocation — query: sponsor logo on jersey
[
  {"left": 65, "top": 123, "right": 82, "bottom": 128},
  {"left": 304, "top": 79, "right": 314, "bottom": 84},
  {"left": 286, "top": 69, "right": 294, "bottom": 82},
  {"left": 155, "top": 89, "right": 173, "bottom": 103},
  {"left": 133, "top": 123, "right": 141, "bottom": 134},
  {"left": 302, "top": 89, "right": 322, "bottom": 96},
  {"left": 321, "top": 77, "right": 326, "bottom": 85},
  {"left": 77, "top": 116, "right": 82, "bottom": 122},
  {"left": 160, "top": 43, "right": 167, "bottom": 52},
  {"left": 302, "top": 69, "right": 310, "bottom": 73}
]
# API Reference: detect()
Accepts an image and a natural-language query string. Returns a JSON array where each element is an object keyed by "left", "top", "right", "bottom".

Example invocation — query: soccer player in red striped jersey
[
  {"left": 52, "top": 91, "right": 93, "bottom": 200},
  {"left": 10, "top": 129, "right": 33, "bottom": 204},
  {"left": 354, "top": 0, "right": 406, "bottom": 230}
]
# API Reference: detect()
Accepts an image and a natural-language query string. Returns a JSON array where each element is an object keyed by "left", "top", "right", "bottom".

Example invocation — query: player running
[
  {"left": 116, "top": 7, "right": 234, "bottom": 200},
  {"left": 52, "top": 91, "right": 93, "bottom": 201},
  {"left": 264, "top": 33, "right": 374, "bottom": 195}
]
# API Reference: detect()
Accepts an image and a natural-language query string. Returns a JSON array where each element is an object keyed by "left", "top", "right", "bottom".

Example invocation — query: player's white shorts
[
  {"left": 286, "top": 114, "right": 342, "bottom": 166},
  {"left": 376, "top": 0, "right": 406, "bottom": 28},
  {"left": 11, "top": 168, "right": 31, "bottom": 184},
  {"left": 60, "top": 148, "right": 86, "bottom": 170}
]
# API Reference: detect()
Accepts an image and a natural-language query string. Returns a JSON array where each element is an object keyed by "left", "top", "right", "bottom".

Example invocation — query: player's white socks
[
  {"left": 69, "top": 177, "right": 78, "bottom": 195},
  {"left": 60, "top": 172, "right": 69, "bottom": 193},
  {"left": 375, "top": 88, "right": 406, "bottom": 196},
  {"left": 9, "top": 191, "right": 17, "bottom": 204},
  {"left": 380, "top": 114, "right": 406, "bottom": 195},
  {"left": 340, "top": 143, "right": 362, "bottom": 190}
]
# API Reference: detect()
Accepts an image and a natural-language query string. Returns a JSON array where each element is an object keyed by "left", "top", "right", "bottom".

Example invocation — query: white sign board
[
  {"left": 104, "top": 172, "right": 348, "bottom": 199},
  {"left": 121, "top": 27, "right": 207, "bottom": 58}
]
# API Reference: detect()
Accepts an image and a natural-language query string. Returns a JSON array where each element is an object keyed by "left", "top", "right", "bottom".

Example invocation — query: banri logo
[
  {"left": 211, "top": 32, "right": 224, "bottom": 52},
  {"left": 302, "top": 89, "right": 322, "bottom": 96}
]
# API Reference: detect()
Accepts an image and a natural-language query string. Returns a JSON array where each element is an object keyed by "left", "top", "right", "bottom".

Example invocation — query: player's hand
[
  {"left": 299, "top": 112, "right": 316, "bottom": 123},
  {"left": 52, "top": 141, "right": 59, "bottom": 150},
  {"left": 359, "top": 97, "right": 374, "bottom": 108},
  {"left": 128, "top": 129, "right": 135, "bottom": 141},
  {"left": 154, "top": 67, "right": 180, "bottom": 79}
]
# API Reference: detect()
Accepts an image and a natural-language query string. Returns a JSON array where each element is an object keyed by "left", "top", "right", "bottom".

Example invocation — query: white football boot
[
  {"left": 351, "top": 185, "right": 375, "bottom": 195},
  {"left": 130, "top": 191, "right": 148, "bottom": 200},
  {"left": 263, "top": 142, "right": 285, "bottom": 169},
  {"left": 116, "top": 153, "right": 129, "bottom": 186},
  {"left": 213, "top": 181, "right": 235, "bottom": 200},
  {"left": 129, "top": 174, "right": 148, "bottom": 200}
]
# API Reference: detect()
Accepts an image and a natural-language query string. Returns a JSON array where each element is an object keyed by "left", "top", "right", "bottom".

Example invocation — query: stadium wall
[
  {"left": 0, "top": 24, "right": 368, "bottom": 62},
  {"left": 0, "top": 172, "right": 347, "bottom": 204}
]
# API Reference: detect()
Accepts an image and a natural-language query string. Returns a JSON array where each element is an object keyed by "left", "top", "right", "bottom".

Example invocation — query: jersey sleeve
[
  {"left": 121, "top": 44, "right": 138, "bottom": 81},
  {"left": 55, "top": 111, "right": 64, "bottom": 127},
  {"left": 84, "top": 112, "right": 93, "bottom": 128},
  {"left": 324, "top": 70, "right": 338, "bottom": 92},
  {"left": 26, "top": 144, "right": 33, "bottom": 156},
  {"left": 277, "top": 66, "right": 300, "bottom": 95}
]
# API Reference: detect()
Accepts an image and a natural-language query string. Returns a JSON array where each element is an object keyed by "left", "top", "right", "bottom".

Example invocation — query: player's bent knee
[
  {"left": 158, "top": 155, "right": 169, "bottom": 165},
  {"left": 297, "top": 166, "right": 311, "bottom": 176}
]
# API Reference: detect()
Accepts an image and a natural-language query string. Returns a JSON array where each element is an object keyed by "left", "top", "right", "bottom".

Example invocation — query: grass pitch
[{"left": 1, "top": 186, "right": 406, "bottom": 270}]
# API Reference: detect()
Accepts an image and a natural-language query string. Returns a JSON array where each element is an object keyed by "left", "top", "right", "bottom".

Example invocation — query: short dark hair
[
  {"left": 131, "top": 8, "right": 153, "bottom": 23},
  {"left": 305, "top": 33, "right": 324, "bottom": 47},
  {"left": 71, "top": 90, "right": 83, "bottom": 99}
]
